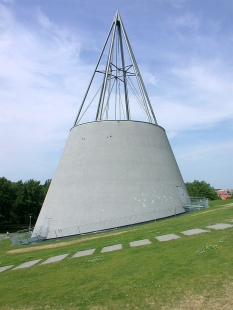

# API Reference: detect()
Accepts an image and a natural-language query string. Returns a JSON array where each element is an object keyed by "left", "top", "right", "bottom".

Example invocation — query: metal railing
[
  {"left": 44, "top": 206, "right": 180, "bottom": 239},
  {"left": 184, "top": 197, "right": 209, "bottom": 213},
  {"left": 190, "top": 197, "right": 208, "bottom": 207},
  {"left": 10, "top": 201, "right": 208, "bottom": 245},
  {"left": 9, "top": 228, "right": 45, "bottom": 246}
]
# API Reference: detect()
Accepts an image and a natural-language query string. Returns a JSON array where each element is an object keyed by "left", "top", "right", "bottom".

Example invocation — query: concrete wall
[{"left": 34, "top": 121, "right": 190, "bottom": 238}]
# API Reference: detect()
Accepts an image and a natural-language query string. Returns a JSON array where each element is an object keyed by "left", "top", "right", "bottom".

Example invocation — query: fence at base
[
  {"left": 183, "top": 197, "right": 208, "bottom": 213},
  {"left": 43, "top": 206, "right": 182, "bottom": 240},
  {"left": 9, "top": 228, "right": 44, "bottom": 246}
]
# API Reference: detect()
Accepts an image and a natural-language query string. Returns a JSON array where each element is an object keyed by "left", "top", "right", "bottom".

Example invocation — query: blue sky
[{"left": 0, "top": 0, "right": 232, "bottom": 189}]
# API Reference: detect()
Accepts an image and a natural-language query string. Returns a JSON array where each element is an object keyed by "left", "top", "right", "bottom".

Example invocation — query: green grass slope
[{"left": 0, "top": 199, "right": 233, "bottom": 310}]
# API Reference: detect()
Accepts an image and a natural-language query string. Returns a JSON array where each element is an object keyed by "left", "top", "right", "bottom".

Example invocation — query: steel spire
[{"left": 74, "top": 11, "right": 157, "bottom": 126}]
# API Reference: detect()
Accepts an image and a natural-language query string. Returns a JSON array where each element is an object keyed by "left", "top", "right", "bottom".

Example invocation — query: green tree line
[
  {"left": 185, "top": 180, "right": 219, "bottom": 200},
  {"left": 0, "top": 177, "right": 51, "bottom": 225}
]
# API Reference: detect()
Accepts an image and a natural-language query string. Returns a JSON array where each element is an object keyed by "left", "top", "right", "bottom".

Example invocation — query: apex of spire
[{"left": 114, "top": 10, "right": 121, "bottom": 23}]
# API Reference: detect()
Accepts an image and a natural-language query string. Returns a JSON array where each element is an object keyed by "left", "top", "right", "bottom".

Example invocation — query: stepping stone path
[
  {"left": 72, "top": 249, "right": 95, "bottom": 258},
  {"left": 13, "top": 259, "right": 41, "bottom": 270},
  {"left": 101, "top": 244, "right": 122, "bottom": 253},
  {"left": 41, "top": 254, "right": 68, "bottom": 265},
  {"left": 0, "top": 265, "right": 14, "bottom": 273},
  {"left": 181, "top": 228, "right": 209, "bottom": 236},
  {"left": 130, "top": 239, "right": 151, "bottom": 247},
  {"left": 206, "top": 223, "right": 233, "bottom": 230},
  {"left": 156, "top": 234, "right": 180, "bottom": 242},
  {"left": 1, "top": 222, "right": 233, "bottom": 273}
]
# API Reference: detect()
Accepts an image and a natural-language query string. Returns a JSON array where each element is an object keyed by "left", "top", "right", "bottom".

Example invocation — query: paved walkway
[
  {"left": 155, "top": 233, "right": 180, "bottom": 242},
  {"left": 181, "top": 228, "right": 209, "bottom": 236},
  {"left": 0, "top": 222, "right": 232, "bottom": 273}
]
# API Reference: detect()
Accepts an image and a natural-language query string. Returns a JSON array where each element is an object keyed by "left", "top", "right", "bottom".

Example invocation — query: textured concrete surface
[
  {"left": 181, "top": 228, "right": 209, "bottom": 236},
  {"left": 0, "top": 265, "right": 14, "bottom": 273},
  {"left": 155, "top": 234, "right": 180, "bottom": 242},
  {"left": 34, "top": 121, "right": 188, "bottom": 239},
  {"left": 206, "top": 223, "right": 233, "bottom": 230},
  {"left": 101, "top": 244, "right": 122, "bottom": 253},
  {"left": 13, "top": 260, "right": 41, "bottom": 270},
  {"left": 41, "top": 254, "right": 68, "bottom": 265},
  {"left": 130, "top": 239, "right": 151, "bottom": 247},
  {"left": 72, "top": 249, "right": 95, "bottom": 258}
]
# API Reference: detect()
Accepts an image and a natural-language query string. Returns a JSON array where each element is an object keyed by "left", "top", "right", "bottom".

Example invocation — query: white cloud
[
  {"left": 176, "top": 140, "right": 233, "bottom": 162},
  {"left": 147, "top": 60, "right": 233, "bottom": 137},
  {"left": 0, "top": 4, "right": 93, "bottom": 181},
  {"left": 168, "top": 0, "right": 186, "bottom": 9},
  {"left": 143, "top": 71, "right": 159, "bottom": 87},
  {"left": 172, "top": 64, "right": 232, "bottom": 95},
  {"left": 36, "top": 7, "right": 53, "bottom": 29},
  {"left": 174, "top": 139, "right": 233, "bottom": 188},
  {"left": 174, "top": 12, "right": 200, "bottom": 29},
  {"left": 0, "top": 0, "right": 14, "bottom": 3}
]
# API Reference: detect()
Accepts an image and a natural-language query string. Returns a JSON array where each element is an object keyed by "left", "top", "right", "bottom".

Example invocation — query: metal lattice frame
[{"left": 73, "top": 11, "right": 157, "bottom": 126}]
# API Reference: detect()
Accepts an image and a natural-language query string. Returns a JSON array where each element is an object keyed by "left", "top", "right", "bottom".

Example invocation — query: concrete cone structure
[{"left": 34, "top": 12, "right": 190, "bottom": 239}]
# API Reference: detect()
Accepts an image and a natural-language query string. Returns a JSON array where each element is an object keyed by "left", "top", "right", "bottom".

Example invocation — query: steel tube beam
[
  {"left": 96, "top": 14, "right": 118, "bottom": 121},
  {"left": 73, "top": 19, "right": 115, "bottom": 126},
  {"left": 117, "top": 17, "right": 130, "bottom": 120}
]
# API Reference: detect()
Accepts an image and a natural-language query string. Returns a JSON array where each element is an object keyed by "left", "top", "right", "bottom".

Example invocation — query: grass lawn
[{"left": 0, "top": 199, "right": 233, "bottom": 310}]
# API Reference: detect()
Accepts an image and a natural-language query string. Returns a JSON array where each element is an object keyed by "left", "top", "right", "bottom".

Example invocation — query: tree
[
  {"left": 185, "top": 180, "right": 219, "bottom": 200},
  {"left": 43, "top": 179, "right": 51, "bottom": 197},
  {"left": 0, "top": 177, "right": 15, "bottom": 224},
  {"left": 0, "top": 177, "right": 52, "bottom": 225},
  {"left": 12, "top": 180, "right": 27, "bottom": 224}
]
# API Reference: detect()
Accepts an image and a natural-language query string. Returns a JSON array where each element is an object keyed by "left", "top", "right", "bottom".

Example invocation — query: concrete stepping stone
[
  {"left": 101, "top": 244, "right": 122, "bottom": 253},
  {"left": 72, "top": 249, "right": 95, "bottom": 258},
  {"left": 41, "top": 254, "right": 68, "bottom": 265},
  {"left": 181, "top": 228, "right": 209, "bottom": 236},
  {"left": 130, "top": 239, "right": 151, "bottom": 247},
  {"left": 155, "top": 234, "right": 180, "bottom": 242},
  {"left": 206, "top": 223, "right": 233, "bottom": 230},
  {"left": 0, "top": 265, "right": 14, "bottom": 273},
  {"left": 13, "top": 259, "right": 41, "bottom": 270}
]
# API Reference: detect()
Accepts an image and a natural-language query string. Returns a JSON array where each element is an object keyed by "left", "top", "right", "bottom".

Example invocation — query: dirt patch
[{"left": 7, "top": 229, "right": 138, "bottom": 254}]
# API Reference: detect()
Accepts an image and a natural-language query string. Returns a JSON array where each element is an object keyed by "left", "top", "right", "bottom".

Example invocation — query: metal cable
[
  {"left": 102, "top": 78, "right": 116, "bottom": 117},
  {"left": 77, "top": 85, "right": 102, "bottom": 124},
  {"left": 126, "top": 77, "right": 150, "bottom": 120}
]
